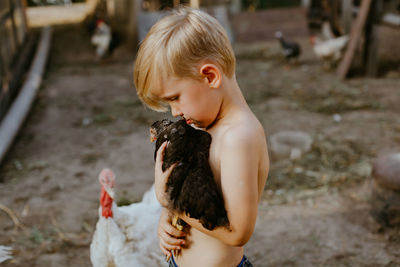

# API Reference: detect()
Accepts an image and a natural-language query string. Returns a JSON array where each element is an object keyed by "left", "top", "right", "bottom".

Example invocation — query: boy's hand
[
  {"left": 158, "top": 208, "right": 187, "bottom": 259},
  {"left": 155, "top": 141, "right": 176, "bottom": 207}
]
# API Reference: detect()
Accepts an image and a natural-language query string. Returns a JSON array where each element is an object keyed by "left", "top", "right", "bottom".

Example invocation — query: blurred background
[{"left": 0, "top": 0, "right": 400, "bottom": 266}]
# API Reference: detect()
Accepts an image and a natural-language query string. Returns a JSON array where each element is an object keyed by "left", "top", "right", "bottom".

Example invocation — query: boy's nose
[{"left": 171, "top": 106, "right": 183, "bottom": 117}]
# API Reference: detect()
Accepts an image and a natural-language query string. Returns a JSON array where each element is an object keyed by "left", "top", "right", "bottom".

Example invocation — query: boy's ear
[{"left": 199, "top": 64, "right": 221, "bottom": 88}]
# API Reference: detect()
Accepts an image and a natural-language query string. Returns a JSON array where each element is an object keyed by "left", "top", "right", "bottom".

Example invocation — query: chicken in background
[
  {"left": 0, "top": 246, "right": 12, "bottom": 264},
  {"left": 309, "top": 21, "right": 349, "bottom": 69},
  {"left": 90, "top": 19, "right": 119, "bottom": 59},
  {"left": 90, "top": 169, "right": 164, "bottom": 267},
  {"left": 275, "top": 31, "right": 301, "bottom": 63},
  {"left": 310, "top": 35, "right": 349, "bottom": 69}
]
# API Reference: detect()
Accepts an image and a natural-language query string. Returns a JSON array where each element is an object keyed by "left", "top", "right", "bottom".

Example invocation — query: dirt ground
[{"left": 1, "top": 17, "right": 400, "bottom": 267}]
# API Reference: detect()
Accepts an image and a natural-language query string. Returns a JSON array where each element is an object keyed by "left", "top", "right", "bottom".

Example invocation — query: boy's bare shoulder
[{"left": 219, "top": 115, "right": 266, "bottom": 150}]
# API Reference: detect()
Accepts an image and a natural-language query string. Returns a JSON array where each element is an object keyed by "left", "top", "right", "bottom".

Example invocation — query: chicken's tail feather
[{"left": 0, "top": 246, "right": 12, "bottom": 263}]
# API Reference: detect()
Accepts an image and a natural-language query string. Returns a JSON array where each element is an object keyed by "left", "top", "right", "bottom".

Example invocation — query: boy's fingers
[
  {"left": 163, "top": 221, "right": 186, "bottom": 238},
  {"left": 156, "top": 141, "right": 168, "bottom": 164},
  {"left": 159, "top": 243, "right": 171, "bottom": 257},
  {"left": 159, "top": 228, "right": 185, "bottom": 246},
  {"left": 164, "top": 162, "right": 177, "bottom": 176},
  {"left": 159, "top": 223, "right": 186, "bottom": 244},
  {"left": 160, "top": 238, "right": 181, "bottom": 252}
]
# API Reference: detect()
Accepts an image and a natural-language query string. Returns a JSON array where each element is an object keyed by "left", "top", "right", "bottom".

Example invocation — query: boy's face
[{"left": 158, "top": 77, "right": 222, "bottom": 129}]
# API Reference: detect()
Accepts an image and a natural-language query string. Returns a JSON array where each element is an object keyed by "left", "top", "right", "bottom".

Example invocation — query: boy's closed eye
[{"left": 165, "top": 95, "right": 179, "bottom": 102}]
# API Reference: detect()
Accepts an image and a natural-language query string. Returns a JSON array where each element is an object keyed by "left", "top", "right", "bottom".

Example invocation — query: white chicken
[
  {"left": 310, "top": 34, "right": 349, "bottom": 68},
  {"left": 91, "top": 20, "right": 112, "bottom": 58},
  {"left": 90, "top": 168, "right": 165, "bottom": 267},
  {"left": 0, "top": 245, "right": 12, "bottom": 263}
]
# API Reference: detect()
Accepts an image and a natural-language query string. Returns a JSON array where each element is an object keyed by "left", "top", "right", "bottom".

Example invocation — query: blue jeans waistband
[{"left": 167, "top": 254, "right": 253, "bottom": 267}]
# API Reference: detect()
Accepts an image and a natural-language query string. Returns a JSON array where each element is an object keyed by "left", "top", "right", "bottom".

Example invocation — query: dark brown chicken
[{"left": 150, "top": 119, "right": 229, "bottom": 230}]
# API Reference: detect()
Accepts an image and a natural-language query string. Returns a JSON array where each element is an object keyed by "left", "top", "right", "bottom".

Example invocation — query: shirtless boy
[{"left": 134, "top": 7, "right": 269, "bottom": 267}]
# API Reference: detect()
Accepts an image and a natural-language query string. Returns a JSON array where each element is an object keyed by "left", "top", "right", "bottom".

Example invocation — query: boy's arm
[{"left": 175, "top": 129, "right": 262, "bottom": 246}]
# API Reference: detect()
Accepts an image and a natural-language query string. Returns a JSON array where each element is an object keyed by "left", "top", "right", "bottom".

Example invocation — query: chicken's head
[
  {"left": 99, "top": 168, "right": 115, "bottom": 199},
  {"left": 275, "top": 31, "right": 283, "bottom": 39},
  {"left": 309, "top": 35, "right": 317, "bottom": 46},
  {"left": 150, "top": 127, "right": 158, "bottom": 143},
  {"left": 150, "top": 119, "right": 174, "bottom": 142},
  {"left": 98, "top": 168, "right": 115, "bottom": 218}
]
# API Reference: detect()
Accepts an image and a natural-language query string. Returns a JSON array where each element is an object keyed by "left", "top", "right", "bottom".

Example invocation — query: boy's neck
[{"left": 207, "top": 75, "right": 248, "bottom": 130}]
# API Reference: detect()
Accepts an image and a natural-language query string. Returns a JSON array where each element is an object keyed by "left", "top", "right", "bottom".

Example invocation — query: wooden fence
[{"left": 0, "top": 0, "right": 29, "bottom": 121}]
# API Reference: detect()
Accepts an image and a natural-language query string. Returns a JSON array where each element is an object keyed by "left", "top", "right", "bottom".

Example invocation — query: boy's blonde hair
[{"left": 134, "top": 7, "right": 236, "bottom": 111}]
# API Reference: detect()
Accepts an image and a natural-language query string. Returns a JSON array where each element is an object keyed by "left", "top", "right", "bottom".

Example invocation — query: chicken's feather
[{"left": 0, "top": 246, "right": 12, "bottom": 263}]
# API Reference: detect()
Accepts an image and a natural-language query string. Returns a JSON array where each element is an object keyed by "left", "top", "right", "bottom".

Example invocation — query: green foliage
[{"left": 30, "top": 227, "right": 44, "bottom": 244}]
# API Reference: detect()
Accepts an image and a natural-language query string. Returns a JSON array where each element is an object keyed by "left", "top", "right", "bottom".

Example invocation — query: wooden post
[
  {"left": 341, "top": 0, "right": 353, "bottom": 34},
  {"left": 190, "top": 0, "right": 199, "bottom": 8},
  {"left": 337, "top": 0, "right": 373, "bottom": 79},
  {"left": 85, "top": 0, "right": 100, "bottom": 16},
  {"left": 230, "top": 0, "right": 241, "bottom": 14},
  {"left": 106, "top": 0, "right": 115, "bottom": 18},
  {"left": 126, "top": 0, "right": 140, "bottom": 47},
  {"left": 364, "top": 0, "right": 383, "bottom": 77},
  {"left": 301, "top": 0, "right": 310, "bottom": 8}
]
